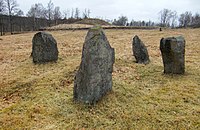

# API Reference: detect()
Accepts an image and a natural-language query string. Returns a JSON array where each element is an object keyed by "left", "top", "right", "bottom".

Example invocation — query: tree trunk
[
  {"left": 0, "top": 18, "right": 2, "bottom": 36},
  {"left": 48, "top": 20, "right": 51, "bottom": 27},
  {"left": 0, "top": 24, "right": 2, "bottom": 36},
  {"left": 9, "top": 15, "right": 13, "bottom": 34},
  {"left": 54, "top": 19, "right": 57, "bottom": 25}
]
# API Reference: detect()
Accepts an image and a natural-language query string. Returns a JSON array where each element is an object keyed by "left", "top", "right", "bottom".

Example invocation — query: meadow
[{"left": 0, "top": 28, "right": 200, "bottom": 129}]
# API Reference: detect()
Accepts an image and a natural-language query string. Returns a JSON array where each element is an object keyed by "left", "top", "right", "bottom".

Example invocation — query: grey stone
[
  {"left": 74, "top": 26, "right": 115, "bottom": 104},
  {"left": 160, "top": 36, "right": 185, "bottom": 74},
  {"left": 132, "top": 35, "right": 150, "bottom": 64},
  {"left": 32, "top": 32, "right": 58, "bottom": 63}
]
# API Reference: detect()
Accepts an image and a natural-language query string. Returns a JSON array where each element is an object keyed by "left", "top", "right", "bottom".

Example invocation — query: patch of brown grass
[{"left": 0, "top": 29, "right": 200, "bottom": 129}]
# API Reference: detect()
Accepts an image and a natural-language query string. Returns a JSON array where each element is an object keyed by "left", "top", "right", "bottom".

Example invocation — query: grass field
[{"left": 0, "top": 28, "right": 200, "bottom": 129}]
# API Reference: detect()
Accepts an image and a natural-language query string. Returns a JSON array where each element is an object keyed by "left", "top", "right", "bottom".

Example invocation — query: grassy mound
[{"left": 75, "top": 18, "right": 111, "bottom": 25}]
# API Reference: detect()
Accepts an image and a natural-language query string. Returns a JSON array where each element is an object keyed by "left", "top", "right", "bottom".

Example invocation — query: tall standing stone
[
  {"left": 132, "top": 35, "right": 150, "bottom": 64},
  {"left": 32, "top": 32, "right": 58, "bottom": 63},
  {"left": 74, "top": 26, "right": 115, "bottom": 104},
  {"left": 160, "top": 36, "right": 185, "bottom": 74}
]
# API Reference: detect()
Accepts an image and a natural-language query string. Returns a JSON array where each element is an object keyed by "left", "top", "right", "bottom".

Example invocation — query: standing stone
[
  {"left": 32, "top": 32, "right": 58, "bottom": 63},
  {"left": 74, "top": 26, "right": 115, "bottom": 104},
  {"left": 160, "top": 36, "right": 185, "bottom": 74},
  {"left": 132, "top": 35, "right": 150, "bottom": 64}
]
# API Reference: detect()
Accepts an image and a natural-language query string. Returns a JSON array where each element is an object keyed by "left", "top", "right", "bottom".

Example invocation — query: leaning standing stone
[
  {"left": 132, "top": 35, "right": 150, "bottom": 64},
  {"left": 160, "top": 36, "right": 185, "bottom": 74},
  {"left": 74, "top": 26, "right": 115, "bottom": 104},
  {"left": 32, "top": 32, "right": 58, "bottom": 63}
]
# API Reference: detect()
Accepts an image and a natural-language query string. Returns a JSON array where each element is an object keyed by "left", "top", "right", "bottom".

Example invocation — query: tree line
[
  {"left": 112, "top": 9, "right": 200, "bottom": 28},
  {"left": 0, "top": 0, "right": 91, "bottom": 35},
  {"left": 159, "top": 9, "right": 200, "bottom": 28},
  {"left": 1, "top": 0, "right": 200, "bottom": 36}
]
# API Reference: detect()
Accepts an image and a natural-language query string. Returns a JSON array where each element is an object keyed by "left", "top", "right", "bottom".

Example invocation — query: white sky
[{"left": 18, "top": 0, "right": 200, "bottom": 22}]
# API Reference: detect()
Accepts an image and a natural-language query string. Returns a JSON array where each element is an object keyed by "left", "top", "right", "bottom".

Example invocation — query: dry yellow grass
[{"left": 0, "top": 28, "right": 200, "bottom": 129}]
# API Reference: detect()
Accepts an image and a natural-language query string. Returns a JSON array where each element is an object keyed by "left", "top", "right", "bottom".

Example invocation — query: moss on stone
[{"left": 175, "top": 36, "right": 185, "bottom": 42}]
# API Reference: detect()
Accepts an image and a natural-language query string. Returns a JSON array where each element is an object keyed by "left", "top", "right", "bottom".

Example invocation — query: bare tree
[
  {"left": 63, "top": 9, "right": 70, "bottom": 19},
  {"left": 74, "top": 7, "right": 80, "bottom": 19},
  {"left": 3, "top": 0, "right": 19, "bottom": 34},
  {"left": 179, "top": 14, "right": 185, "bottom": 27},
  {"left": 71, "top": 8, "right": 74, "bottom": 18},
  {"left": 15, "top": 9, "right": 23, "bottom": 16},
  {"left": 46, "top": 0, "right": 54, "bottom": 26},
  {"left": 179, "top": 11, "right": 192, "bottom": 27},
  {"left": 4, "top": 0, "right": 19, "bottom": 15},
  {"left": 53, "top": 6, "right": 61, "bottom": 25},
  {"left": 184, "top": 11, "right": 192, "bottom": 27},
  {"left": 192, "top": 13, "right": 200, "bottom": 27},
  {"left": 171, "top": 11, "right": 178, "bottom": 28},
  {"left": 27, "top": 3, "right": 46, "bottom": 18},
  {"left": 87, "top": 9, "right": 90, "bottom": 18},
  {"left": 82, "top": 8, "right": 87, "bottom": 19},
  {"left": 27, "top": 3, "right": 46, "bottom": 30},
  {"left": 82, "top": 8, "right": 90, "bottom": 19},
  {"left": 0, "top": 0, "right": 5, "bottom": 14},
  {"left": 159, "top": 9, "right": 173, "bottom": 27}
]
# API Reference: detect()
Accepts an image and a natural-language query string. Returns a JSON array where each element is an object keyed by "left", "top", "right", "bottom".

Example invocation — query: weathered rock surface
[
  {"left": 160, "top": 36, "right": 185, "bottom": 74},
  {"left": 74, "top": 26, "right": 115, "bottom": 104},
  {"left": 32, "top": 32, "right": 58, "bottom": 63},
  {"left": 132, "top": 35, "right": 150, "bottom": 64}
]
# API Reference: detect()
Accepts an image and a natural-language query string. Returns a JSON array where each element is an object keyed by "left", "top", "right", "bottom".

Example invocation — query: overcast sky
[{"left": 18, "top": 0, "right": 200, "bottom": 22}]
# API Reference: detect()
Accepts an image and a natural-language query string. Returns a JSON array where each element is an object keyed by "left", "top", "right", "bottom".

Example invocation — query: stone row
[{"left": 31, "top": 26, "right": 185, "bottom": 104}]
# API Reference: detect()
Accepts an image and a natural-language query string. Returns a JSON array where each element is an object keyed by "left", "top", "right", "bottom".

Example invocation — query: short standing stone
[
  {"left": 74, "top": 26, "right": 115, "bottom": 104},
  {"left": 32, "top": 32, "right": 58, "bottom": 63},
  {"left": 160, "top": 36, "right": 185, "bottom": 74},
  {"left": 132, "top": 35, "right": 150, "bottom": 64}
]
